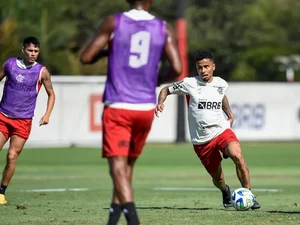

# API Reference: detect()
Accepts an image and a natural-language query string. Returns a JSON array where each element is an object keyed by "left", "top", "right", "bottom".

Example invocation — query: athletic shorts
[
  {"left": 193, "top": 129, "right": 239, "bottom": 174},
  {"left": 0, "top": 113, "right": 32, "bottom": 140},
  {"left": 102, "top": 107, "right": 155, "bottom": 158}
]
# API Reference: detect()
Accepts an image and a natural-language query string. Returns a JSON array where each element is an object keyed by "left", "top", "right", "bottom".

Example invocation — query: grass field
[{"left": 0, "top": 142, "right": 300, "bottom": 225}]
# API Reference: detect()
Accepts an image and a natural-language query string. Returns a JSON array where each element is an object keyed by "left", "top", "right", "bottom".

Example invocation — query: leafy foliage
[{"left": 0, "top": 0, "right": 299, "bottom": 80}]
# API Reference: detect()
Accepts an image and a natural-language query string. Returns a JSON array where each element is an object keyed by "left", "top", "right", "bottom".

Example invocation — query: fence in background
[{"left": 1, "top": 76, "right": 298, "bottom": 147}]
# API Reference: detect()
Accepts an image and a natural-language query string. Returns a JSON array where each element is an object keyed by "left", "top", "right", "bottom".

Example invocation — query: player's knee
[
  {"left": 230, "top": 149, "right": 244, "bottom": 164},
  {"left": 7, "top": 151, "right": 19, "bottom": 162}
]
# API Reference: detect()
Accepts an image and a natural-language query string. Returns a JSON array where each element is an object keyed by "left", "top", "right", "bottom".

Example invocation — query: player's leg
[
  {"left": 210, "top": 164, "right": 226, "bottom": 191},
  {"left": 122, "top": 109, "right": 154, "bottom": 225},
  {"left": 110, "top": 157, "right": 137, "bottom": 203},
  {"left": 0, "top": 132, "right": 9, "bottom": 205},
  {"left": 107, "top": 160, "right": 125, "bottom": 225},
  {"left": 220, "top": 129, "right": 261, "bottom": 209},
  {"left": 108, "top": 158, "right": 134, "bottom": 203},
  {"left": 193, "top": 141, "right": 232, "bottom": 208},
  {"left": 127, "top": 157, "right": 138, "bottom": 192},
  {"left": 215, "top": 129, "right": 250, "bottom": 189},
  {"left": 128, "top": 109, "right": 154, "bottom": 183},
  {"left": 209, "top": 164, "right": 232, "bottom": 208},
  {"left": 2, "top": 135, "right": 27, "bottom": 186},
  {"left": 1, "top": 135, "right": 27, "bottom": 204},
  {"left": 0, "top": 115, "right": 15, "bottom": 204},
  {"left": 108, "top": 156, "right": 139, "bottom": 225},
  {"left": 127, "top": 157, "right": 137, "bottom": 178},
  {"left": 224, "top": 142, "right": 261, "bottom": 209},
  {"left": 102, "top": 107, "right": 139, "bottom": 225},
  {"left": 108, "top": 156, "right": 139, "bottom": 224},
  {"left": 225, "top": 141, "right": 250, "bottom": 189},
  {"left": 108, "top": 187, "right": 122, "bottom": 225}
]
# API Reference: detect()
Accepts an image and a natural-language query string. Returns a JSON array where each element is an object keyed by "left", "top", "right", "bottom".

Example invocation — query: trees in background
[
  {"left": 0, "top": 0, "right": 299, "bottom": 81},
  {"left": 187, "top": 0, "right": 300, "bottom": 81}
]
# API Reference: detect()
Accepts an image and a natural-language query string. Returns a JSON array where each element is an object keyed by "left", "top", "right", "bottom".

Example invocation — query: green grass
[{"left": 0, "top": 142, "right": 300, "bottom": 225}]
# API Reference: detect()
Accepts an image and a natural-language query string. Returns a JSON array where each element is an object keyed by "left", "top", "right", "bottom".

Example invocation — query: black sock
[
  {"left": 121, "top": 202, "right": 140, "bottom": 225},
  {"left": 0, "top": 184, "right": 7, "bottom": 195},
  {"left": 221, "top": 185, "right": 229, "bottom": 194},
  {"left": 107, "top": 203, "right": 122, "bottom": 225}
]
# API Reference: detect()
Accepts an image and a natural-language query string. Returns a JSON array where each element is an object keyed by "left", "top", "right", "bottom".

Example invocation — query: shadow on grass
[
  {"left": 267, "top": 210, "right": 300, "bottom": 214},
  {"left": 137, "top": 206, "right": 212, "bottom": 211},
  {"left": 103, "top": 206, "right": 212, "bottom": 211}
]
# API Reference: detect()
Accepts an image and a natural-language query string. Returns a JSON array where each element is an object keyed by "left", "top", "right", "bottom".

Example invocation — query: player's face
[
  {"left": 196, "top": 58, "right": 215, "bottom": 82},
  {"left": 22, "top": 44, "right": 40, "bottom": 64}
]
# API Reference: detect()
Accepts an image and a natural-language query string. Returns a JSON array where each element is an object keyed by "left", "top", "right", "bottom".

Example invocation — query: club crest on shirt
[
  {"left": 197, "top": 87, "right": 202, "bottom": 94},
  {"left": 217, "top": 87, "right": 224, "bottom": 95},
  {"left": 16, "top": 74, "right": 24, "bottom": 83}
]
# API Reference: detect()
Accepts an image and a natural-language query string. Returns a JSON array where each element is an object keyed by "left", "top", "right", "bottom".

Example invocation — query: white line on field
[
  {"left": 153, "top": 187, "right": 282, "bottom": 192},
  {"left": 22, "top": 188, "right": 89, "bottom": 193}
]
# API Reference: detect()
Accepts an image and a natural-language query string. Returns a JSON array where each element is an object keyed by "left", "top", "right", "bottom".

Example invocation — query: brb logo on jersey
[{"left": 198, "top": 100, "right": 221, "bottom": 110}]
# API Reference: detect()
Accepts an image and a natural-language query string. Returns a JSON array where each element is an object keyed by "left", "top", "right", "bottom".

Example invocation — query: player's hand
[
  {"left": 39, "top": 115, "right": 50, "bottom": 126},
  {"left": 155, "top": 103, "right": 164, "bottom": 117},
  {"left": 228, "top": 118, "right": 234, "bottom": 127}
]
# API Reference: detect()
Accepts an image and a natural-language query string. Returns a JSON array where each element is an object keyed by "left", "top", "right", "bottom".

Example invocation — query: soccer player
[
  {"left": 0, "top": 37, "right": 55, "bottom": 205},
  {"left": 80, "top": 0, "right": 182, "bottom": 224},
  {"left": 155, "top": 50, "right": 261, "bottom": 210}
]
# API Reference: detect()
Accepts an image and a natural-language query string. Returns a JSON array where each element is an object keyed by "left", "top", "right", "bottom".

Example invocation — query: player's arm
[
  {"left": 222, "top": 95, "right": 234, "bottom": 127},
  {"left": 40, "top": 68, "right": 55, "bottom": 126},
  {"left": 0, "top": 64, "right": 7, "bottom": 82},
  {"left": 80, "top": 15, "right": 114, "bottom": 64},
  {"left": 155, "top": 79, "right": 189, "bottom": 117},
  {"left": 155, "top": 86, "right": 171, "bottom": 117},
  {"left": 157, "top": 23, "right": 182, "bottom": 86}
]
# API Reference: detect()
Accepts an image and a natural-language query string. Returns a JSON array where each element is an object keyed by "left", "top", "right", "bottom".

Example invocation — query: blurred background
[
  {"left": 0, "top": 1, "right": 300, "bottom": 224},
  {"left": 1, "top": 0, "right": 300, "bottom": 147},
  {"left": 1, "top": 0, "right": 300, "bottom": 81}
]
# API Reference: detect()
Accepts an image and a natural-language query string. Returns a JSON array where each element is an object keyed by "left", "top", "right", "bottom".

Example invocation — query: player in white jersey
[{"left": 155, "top": 50, "right": 261, "bottom": 210}]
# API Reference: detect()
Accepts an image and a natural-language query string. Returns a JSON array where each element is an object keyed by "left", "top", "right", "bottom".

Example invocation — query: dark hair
[
  {"left": 195, "top": 50, "right": 214, "bottom": 62},
  {"left": 23, "top": 36, "right": 40, "bottom": 48},
  {"left": 127, "top": 0, "right": 143, "bottom": 3}
]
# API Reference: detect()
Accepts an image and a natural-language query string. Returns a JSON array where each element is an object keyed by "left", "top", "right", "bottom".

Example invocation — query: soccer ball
[{"left": 231, "top": 188, "right": 255, "bottom": 211}]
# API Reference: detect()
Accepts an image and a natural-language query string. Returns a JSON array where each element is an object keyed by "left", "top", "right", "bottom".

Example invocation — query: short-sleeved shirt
[{"left": 169, "top": 76, "right": 230, "bottom": 144}]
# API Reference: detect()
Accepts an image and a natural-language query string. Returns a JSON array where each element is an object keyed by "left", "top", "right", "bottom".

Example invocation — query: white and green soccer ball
[{"left": 231, "top": 188, "right": 255, "bottom": 211}]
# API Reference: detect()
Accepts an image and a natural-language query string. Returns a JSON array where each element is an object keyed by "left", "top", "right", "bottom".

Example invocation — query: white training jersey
[{"left": 169, "top": 76, "right": 231, "bottom": 145}]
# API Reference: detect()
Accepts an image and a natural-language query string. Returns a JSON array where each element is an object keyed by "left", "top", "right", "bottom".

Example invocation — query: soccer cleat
[
  {"left": 0, "top": 194, "right": 7, "bottom": 205},
  {"left": 251, "top": 200, "right": 261, "bottom": 210},
  {"left": 222, "top": 185, "right": 232, "bottom": 208}
]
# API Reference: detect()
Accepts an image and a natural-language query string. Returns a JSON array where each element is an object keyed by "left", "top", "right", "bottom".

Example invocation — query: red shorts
[
  {"left": 193, "top": 129, "right": 239, "bottom": 174},
  {"left": 102, "top": 107, "right": 155, "bottom": 158},
  {"left": 0, "top": 113, "right": 32, "bottom": 140}
]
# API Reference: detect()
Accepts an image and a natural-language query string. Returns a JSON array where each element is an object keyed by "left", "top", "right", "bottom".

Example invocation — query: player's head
[
  {"left": 22, "top": 37, "right": 40, "bottom": 64},
  {"left": 127, "top": 0, "right": 153, "bottom": 11},
  {"left": 195, "top": 50, "right": 215, "bottom": 82}
]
